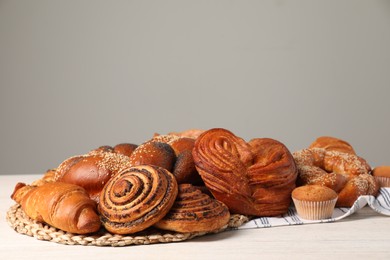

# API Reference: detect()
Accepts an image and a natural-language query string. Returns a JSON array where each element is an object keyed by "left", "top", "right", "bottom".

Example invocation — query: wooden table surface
[{"left": 1, "top": 174, "right": 389, "bottom": 260}]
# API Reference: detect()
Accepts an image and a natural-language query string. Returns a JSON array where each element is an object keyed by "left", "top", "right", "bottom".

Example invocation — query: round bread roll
[
  {"left": 129, "top": 141, "right": 176, "bottom": 171},
  {"left": 113, "top": 143, "right": 138, "bottom": 157},
  {"left": 55, "top": 152, "right": 132, "bottom": 203},
  {"left": 130, "top": 135, "right": 202, "bottom": 185}
]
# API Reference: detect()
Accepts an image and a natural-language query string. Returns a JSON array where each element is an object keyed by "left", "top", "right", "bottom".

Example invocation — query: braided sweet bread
[
  {"left": 293, "top": 148, "right": 378, "bottom": 207},
  {"left": 192, "top": 128, "right": 297, "bottom": 217}
]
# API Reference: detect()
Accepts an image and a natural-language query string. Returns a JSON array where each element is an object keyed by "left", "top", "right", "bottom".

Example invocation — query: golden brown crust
[
  {"left": 309, "top": 136, "right": 356, "bottom": 154},
  {"left": 292, "top": 185, "right": 338, "bottom": 202},
  {"left": 167, "top": 129, "right": 205, "bottom": 139},
  {"left": 11, "top": 182, "right": 101, "bottom": 234},
  {"left": 154, "top": 184, "right": 230, "bottom": 233},
  {"left": 372, "top": 166, "right": 390, "bottom": 177},
  {"left": 336, "top": 174, "right": 379, "bottom": 207},
  {"left": 31, "top": 169, "right": 56, "bottom": 186},
  {"left": 55, "top": 152, "right": 132, "bottom": 203},
  {"left": 192, "top": 128, "right": 297, "bottom": 217},
  {"left": 293, "top": 148, "right": 378, "bottom": 207},
  {"left": 113, "top": 143, "right": 138, "bottom": 157},
  {"left": 129, "top": 141, "right": 176, "bottom": 171},
  {"left": 98, "top": 165, "right": 178, "bottom": 234},
  {"left": 131, "top": 135, "right": 202, "bottom": 185}
]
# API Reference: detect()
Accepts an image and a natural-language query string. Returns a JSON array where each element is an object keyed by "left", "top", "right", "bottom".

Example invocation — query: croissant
[
  {"left": 11, "top": 182, "right": 101, "bottom": 234},
  {"left": 192, "top": 128, "right": 297, "bottom": 217},
  {"left": 98, "top": 165, "right": 178, "bottom": 234}
]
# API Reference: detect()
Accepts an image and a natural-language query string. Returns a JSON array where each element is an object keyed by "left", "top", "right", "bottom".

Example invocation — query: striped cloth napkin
[{"left": 238, "top": 187, "right": 390, "bottom": 230}]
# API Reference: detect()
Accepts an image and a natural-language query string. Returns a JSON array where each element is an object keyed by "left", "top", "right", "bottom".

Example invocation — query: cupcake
[
  {"left": 372, "top": 166, "right": 390, "bottom": 187},
  {"left": 292, "top": 185, "right": 338, "bottom": 220}
]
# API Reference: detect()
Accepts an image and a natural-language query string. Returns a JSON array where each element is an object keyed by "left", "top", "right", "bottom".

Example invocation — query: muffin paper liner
[{"left": 374, "top": 176, "right": 390, "bottom": 188}]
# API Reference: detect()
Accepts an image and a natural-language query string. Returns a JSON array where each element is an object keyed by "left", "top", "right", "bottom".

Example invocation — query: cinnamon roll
[{"left": 98, "top": 165, "right": 178, "bottom": 234}]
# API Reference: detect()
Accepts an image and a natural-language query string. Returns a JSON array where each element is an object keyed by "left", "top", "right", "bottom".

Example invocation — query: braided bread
[
  {"left": 293, "top": 148, "right": 378, "bottom": 207},
  {"left": 192, "top": 128, "right": 297, "bottom": 217}
]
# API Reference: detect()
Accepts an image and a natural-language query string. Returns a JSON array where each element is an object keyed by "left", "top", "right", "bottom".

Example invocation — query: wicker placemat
[{"left": 6, "top": 204, "right": 250, "bottom": 247}]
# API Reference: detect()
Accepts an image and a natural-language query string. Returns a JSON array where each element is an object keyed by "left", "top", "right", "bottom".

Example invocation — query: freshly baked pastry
[
  {"left": 309, "top": 136, "right": 356, "bottom": 154},
  {"left": 293, "top": 148, "right": 378, "bottom": 207},
  {"left": 98, "top": 165, "right": 178, "bottom": 234},
  {"left": 90, "top": 143, "right": 138, "bottom": 157},
  {"left": 192, "top": 128, "right": 297, "bottom": 217},
  {"left": 129, "top": 141, "right": 176, "bottom": 171},
  {"left": 372, "top": 166, "right": 390, "bottom": 187},
  {"left": 336, "top": 173, "right": 379, "bottom": 206},
  {"left": 130, "top": 135, "right": 202, "bottom": 184},
  {"left": 292, "top": 185, "right": 338, "bottom": 220},
  {"left": 154, "top": 184, "right": 230, "bottom": 233},
  {"left": 55, "top": 151, "right": 132, "bottom": 203},
  {"left": 31, "top": 169, "right": 56, "bottom": 186},
  {"left": 11, "top": 182, "right": 101, "bottom": 234},
  {"left": 113, "top": 143, "right": 138, "bottom": 157},
  {"left": 167, "top": 129, "right": 205, "bottom": 139}
]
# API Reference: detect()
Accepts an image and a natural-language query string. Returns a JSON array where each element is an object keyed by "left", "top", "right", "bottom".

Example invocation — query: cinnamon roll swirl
[
  {"left": 192, "top": 128, "right": 297, "bottom": 217},
  {"left": 98, "top": 165, "right": 178, "bottom": 234},
  {"left": 154, "top": 184, "right": 230, "bottom": 233}
]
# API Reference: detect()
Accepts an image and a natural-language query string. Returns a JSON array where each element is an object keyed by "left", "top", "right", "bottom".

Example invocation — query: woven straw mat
[{"left": 6, "top": 204, "right": 249, "bottom": 247}]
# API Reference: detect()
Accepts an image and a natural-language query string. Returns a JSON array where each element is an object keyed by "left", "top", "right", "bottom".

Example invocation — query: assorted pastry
[{"left": 9, "top": 128, "right": 387, "bottom": 235}]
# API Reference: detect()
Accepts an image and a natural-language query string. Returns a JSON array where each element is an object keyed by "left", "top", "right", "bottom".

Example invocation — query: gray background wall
[{"left": 1, "top": 0, "right": 389, "bottom": 175}]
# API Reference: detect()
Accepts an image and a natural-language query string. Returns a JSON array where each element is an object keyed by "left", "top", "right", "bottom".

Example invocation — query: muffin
[
  {"left": 372, "top": 166, "right": 390, "bottom": 188},
  {"left": 292, "top": 185, "right": 338, "bottom": 220}
]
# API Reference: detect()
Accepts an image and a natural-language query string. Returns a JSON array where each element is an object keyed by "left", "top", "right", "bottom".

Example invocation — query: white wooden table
[{"left": 1, "top": 174, "right": 389, "bottom": 259}]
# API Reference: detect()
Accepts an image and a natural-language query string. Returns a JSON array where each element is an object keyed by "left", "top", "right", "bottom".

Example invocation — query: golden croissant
[{"left": 11, "top": 182, "right": 101, "bottom": 234}]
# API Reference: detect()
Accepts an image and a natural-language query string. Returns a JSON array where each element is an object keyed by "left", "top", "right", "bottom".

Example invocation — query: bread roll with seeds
[
  {"left": 293, "top": 148, "right": 378, "bottom": 207},
  {"left": 129, "top": 141, "right": 176, "bottom": 171},
  {"left": 55, "top": 152, "right": 132, "bottom": 203}
]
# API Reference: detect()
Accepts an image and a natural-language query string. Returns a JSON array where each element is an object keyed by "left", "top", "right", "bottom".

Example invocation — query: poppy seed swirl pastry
[
  {"left": 98, "top": 165, "right": 178, "bottom": 234},
  {"left": 154, "top": 184, "right": 230, "bottom": 233},
  {"left": 192, "top": 128, "right": 298, "bottom": 217}
]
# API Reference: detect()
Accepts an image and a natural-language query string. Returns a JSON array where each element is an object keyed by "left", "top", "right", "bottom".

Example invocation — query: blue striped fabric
[{"left": 238, "top": 188, "right": 390, "bottom": 230}]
